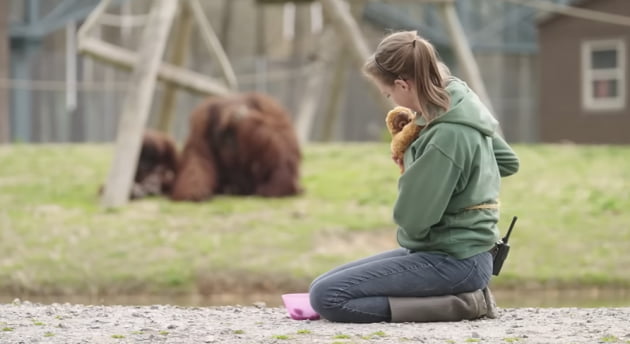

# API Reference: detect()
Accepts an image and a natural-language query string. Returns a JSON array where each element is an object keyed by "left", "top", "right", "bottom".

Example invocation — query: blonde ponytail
[
  {"left": 363, "top": 31, "right": 450, "bottom": 122},
  {"left": 411, "top": 37, "right": 450, "bottom": 121}
]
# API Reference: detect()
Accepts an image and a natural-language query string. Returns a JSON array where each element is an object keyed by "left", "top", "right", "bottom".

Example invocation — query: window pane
[
  {"left": 591, "top": 49, "right": 618, "bottom": 69},
  {"left": 592, "top": 79, "right": 618, "bottom": 98}
]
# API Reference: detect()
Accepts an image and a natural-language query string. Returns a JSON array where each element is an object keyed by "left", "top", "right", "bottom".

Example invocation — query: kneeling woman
[{"left": 309, "top": 30, "right": 519, "bottom": 323}]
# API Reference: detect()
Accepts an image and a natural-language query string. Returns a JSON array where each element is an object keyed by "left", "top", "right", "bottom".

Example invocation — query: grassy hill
[{"left": 1, "top": 143, "right": 629, "bottom": 299}]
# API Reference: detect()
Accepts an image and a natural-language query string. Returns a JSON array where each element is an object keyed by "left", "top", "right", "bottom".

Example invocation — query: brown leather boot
[
  {"left": 483, "top": 287, "right": 499, "bottom": 319},
  {"left": 389, "top": 290, "right": 488, "bottom": 322}
]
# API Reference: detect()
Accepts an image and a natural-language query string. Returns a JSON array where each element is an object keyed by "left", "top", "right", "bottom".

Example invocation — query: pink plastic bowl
[{"left": 281, "top": 293, "right": 320, "bottom": 320}]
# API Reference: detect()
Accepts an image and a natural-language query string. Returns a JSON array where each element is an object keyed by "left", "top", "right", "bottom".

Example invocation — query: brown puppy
[{"left": 385, "top": 106, "right": 423, "bottom": 174}]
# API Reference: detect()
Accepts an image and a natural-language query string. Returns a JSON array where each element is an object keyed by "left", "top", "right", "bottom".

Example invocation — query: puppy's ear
[{"left": 386, "top": 107, "right": 414, "bottom": 135}]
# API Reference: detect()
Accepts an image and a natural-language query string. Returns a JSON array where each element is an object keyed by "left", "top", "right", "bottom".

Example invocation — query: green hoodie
[{"left": 394, "top": 77, "right": 519, "bottom": 259}]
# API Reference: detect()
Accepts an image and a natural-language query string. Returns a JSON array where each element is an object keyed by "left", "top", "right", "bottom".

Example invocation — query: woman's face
[{"left": 375, "top": 78, "right": 419, "bottom": 112}]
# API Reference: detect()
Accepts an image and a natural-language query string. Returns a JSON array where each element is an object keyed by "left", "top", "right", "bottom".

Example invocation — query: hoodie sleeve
[
  {"left": 393, "top": 145, "right": 462, "bottom": 240},
  {"left": 492, "top": 134, "right": 520, "bottom": 177}
]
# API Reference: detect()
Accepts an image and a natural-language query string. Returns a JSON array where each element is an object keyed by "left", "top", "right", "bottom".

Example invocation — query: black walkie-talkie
[{"left": 492, "top": 216, "right": 518, "bottom": 276}]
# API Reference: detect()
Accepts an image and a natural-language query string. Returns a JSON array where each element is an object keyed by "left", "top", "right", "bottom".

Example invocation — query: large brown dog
[{"left": 170, "top": 92, "right": 302, "bottom": 201}]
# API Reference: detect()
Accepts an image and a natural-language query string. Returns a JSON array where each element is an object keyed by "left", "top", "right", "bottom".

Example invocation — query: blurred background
[
  {"left": 0, "top": 0, "right": 629, "bottom": 308},
  {"left": 5, "top": 0, "right": 626, "bottom": 145}
]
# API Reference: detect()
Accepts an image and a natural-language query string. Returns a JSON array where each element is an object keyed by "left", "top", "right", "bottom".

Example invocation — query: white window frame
[{"left": 581, "top": 39, "right": 626, "bottom": 112}]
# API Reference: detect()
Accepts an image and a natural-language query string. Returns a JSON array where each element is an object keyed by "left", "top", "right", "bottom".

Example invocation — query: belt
[{"left": 465, "top": 199, "right": 500, "bottom": 211}]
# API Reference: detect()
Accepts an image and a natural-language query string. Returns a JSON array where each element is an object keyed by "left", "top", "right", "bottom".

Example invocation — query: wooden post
[
  {"left": 517, "top": 54, "right": 535, "bottom": 142},
  {"left": 503, "top": 0, "right": 630, "bottom": 27},
  {"left": 295, "top": 62, "right": 326, "bottom": 144},
  {"left": 77, "top": 0, "right": 113, "bottom": 43},
  {"left": 295, "top": 21, "right": 336, "bottom": 143},
  {"left": 65, "top": 21, "right": 78, "bottom": 121},
  {"left": 321, "top": 47, "right": 349, "bottom": 141},
  {"left": 0, "top": 0, "right": 9, "bottom": 143},
  {"left": 101, "top": 0, "right": 178, "bottom": 208},
  {"left": 254, "top": 3, "right": 267, "bottom": 93},
  {"left": 319, "top": 0, "right": 393, "bottom": 113},
  {"left": 321, "top": 0, "right": 360, "bottom": 141},
  {"left": 439, "top": 2, "right": 498, "bottom": 122},
  {"left": 156, "top": 4, "right": 194, "bottom": 132},
  {"left": 288, "top": 3, "right": 310, "bottom": 114},
  {"left": 219, "top": 0, "right": 235, "bottom": 55},
  {"left": 79, "top": 38, "right": 231, "bottom": 96},
  {"left": 187, "top": 0, "right": 238, "bottom": 90}
]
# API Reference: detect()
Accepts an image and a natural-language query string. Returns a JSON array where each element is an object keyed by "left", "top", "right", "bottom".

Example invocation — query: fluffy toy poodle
[{"left": 385, "top": 106, "right": 423, "bottom": 173}]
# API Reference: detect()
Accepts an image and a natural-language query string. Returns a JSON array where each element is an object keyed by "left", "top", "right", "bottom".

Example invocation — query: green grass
[
  {"left": 272, "top": 334, "right": 290, "bottom": 340},
  {"left": 0, "top": 143, "right": 630, "bottom": 297},
  {"left": 600, "top": 335, "right": 620, "bottom": 343},
  {"left": 370, "top": 331, "right": 387, "bottom": 337},
  {"left": 495, "top": 144, "right": 630, "bottom": 288}
]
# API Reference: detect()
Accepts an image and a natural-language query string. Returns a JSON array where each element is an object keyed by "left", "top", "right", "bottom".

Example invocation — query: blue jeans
[{"left": 309, "top": 248, "right": 493, "bottom": 323}]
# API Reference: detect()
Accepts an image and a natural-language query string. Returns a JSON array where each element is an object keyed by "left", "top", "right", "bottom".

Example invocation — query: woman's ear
[{"left": 394, "top": 79, "right": 411, "bottom": 92}]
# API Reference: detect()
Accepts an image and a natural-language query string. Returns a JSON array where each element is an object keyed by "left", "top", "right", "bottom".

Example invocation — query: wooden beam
[
  {"left": 187, "top": 0, "right": 238, "bottom": 90},
  {"left": 79, "top": 38, "right": 231, "bottom": 96},
  {"left": 507, "top": 0, "right": 630, "bottom": 27},
  {"left": 319, "top": 0, "right": 393, "bottom": 113},
  {"left": 156, "top": 4, "right": 194, "bottom": 132},
  {"left": 77, "top": 0, "right": 112, "bottom": 43},
  {"left": 320, "top": 0, "right": 370, "bottom": 75},
  {"left": 439, "top": 2, "right": 498, "bottom": 124},
  {"left": 100, "top": 0, "right": 178, "bottom": 208}
]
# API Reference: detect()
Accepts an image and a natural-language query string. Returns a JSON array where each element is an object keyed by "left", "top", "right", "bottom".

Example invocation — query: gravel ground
[{"left": 1, "top": 300, "right": 629, "bottom": 344}]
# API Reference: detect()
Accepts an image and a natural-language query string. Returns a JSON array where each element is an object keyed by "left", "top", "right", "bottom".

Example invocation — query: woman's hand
[{"left": 392, "top": 155, "right": 405, "bottom": 174}]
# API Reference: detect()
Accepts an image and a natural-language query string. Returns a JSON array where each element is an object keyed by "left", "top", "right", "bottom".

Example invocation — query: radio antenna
[{"left": 503, "top": 216, "right": 518, "bottom": 244}]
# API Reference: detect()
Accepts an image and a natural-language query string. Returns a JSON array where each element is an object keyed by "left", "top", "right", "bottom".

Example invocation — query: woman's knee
[
  {"left": 309, "top": 277, "right": 344, "bottom": 316},
  {"left": 309, "top": 278, "right": 331, "bottom": 311}
]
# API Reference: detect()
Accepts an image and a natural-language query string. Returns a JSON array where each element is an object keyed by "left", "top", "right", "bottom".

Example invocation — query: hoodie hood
[{"left": 415, "top": 77, "right": 498, "bottom": 136}]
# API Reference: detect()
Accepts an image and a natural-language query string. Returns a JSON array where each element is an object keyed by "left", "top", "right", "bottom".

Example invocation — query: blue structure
[
  {"left": 5, "top": 0, "right": 582, "bottom": 142},
  {"left": 8, "top": 0, "right": 122, "bottom": 141},
  {"left": 361, "top": 0, "right": 581, "bottom": 142},
  {"left": 363, "top": 0, "right": 580, "bottom": 56}
]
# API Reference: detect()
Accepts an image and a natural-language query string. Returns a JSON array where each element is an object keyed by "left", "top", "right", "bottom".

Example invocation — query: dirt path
[{"left": 0, "top": 300, "right": 628, "bottom": 343}]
